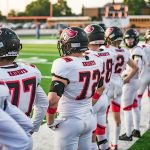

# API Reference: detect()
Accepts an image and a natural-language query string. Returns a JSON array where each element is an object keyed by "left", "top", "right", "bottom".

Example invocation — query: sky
[{"left": 0, "top": 0, "right": 122, "bottom": 16}]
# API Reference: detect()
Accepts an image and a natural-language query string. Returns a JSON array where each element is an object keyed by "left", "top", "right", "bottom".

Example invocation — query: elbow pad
[{"left": 49, "top": 80, "right": 65, "bottom": 97}]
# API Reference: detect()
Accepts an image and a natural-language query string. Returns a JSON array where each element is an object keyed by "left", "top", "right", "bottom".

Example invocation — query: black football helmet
[
  {"left": 105, "top": 26, "right": 123, "bottom": 44},
  {"left": 123, "top": 28, "right": 139, "bottom": 48},
  {"left": 0, "top": 27, "right": 22, "bottom": 57},
  {"left": 57, "top": 27, "right": 88, "bottom": 56},
  {"left": 84, "top": 24, "right": 105, "bottom": 45},
  {"left": 98, "top": 23, "right": 106, "bottom": 31},
  {"left": 145, "top": 29, "right": 150, "bottom": 42}
]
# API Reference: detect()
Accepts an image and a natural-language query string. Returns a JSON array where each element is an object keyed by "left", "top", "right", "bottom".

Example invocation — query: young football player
[
  {"left": 46, "top": 27, "right": 104, "bottom": 150},
  {"left": 119, "top": 29, "right": 144, "bottom": 141},
  {"left": 84, "top": 24, "right": 113, "bottom": 150},
  {"left": 0, "top": 81, "right": 33, "bottom": 150},
  {"left": 0, "top": 27, "right": 48, "bottom": 134},
  {"left": 105, "top": 27, "right": 138, "bottom": 149}
]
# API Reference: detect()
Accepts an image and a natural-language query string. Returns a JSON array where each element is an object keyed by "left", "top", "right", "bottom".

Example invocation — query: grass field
[
  {"left": 19, "top": 43, "right": 150, "bottom": 150},
  {"left": 18, "top": 44, "right": 58, "bottom": 94}
]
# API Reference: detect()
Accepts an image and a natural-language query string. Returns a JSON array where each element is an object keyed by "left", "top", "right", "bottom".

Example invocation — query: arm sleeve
[
  {"left": 32, "top": 86, "right": 48, "bottom": 132},
  {"left": 51, "top": 59, "right": 70, "bottom": 83}
]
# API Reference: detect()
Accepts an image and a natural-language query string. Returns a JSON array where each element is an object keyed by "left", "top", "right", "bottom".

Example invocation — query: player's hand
[{"left": 47, "top": 118, "right": 66, "bottom": 130}]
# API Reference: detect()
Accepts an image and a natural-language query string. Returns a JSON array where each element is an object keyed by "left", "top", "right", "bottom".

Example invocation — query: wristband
[
  {"left": 92, "top": 92, "right": 101, "bottom": 100},
  {"left": 47, "top": 107, "right": 57, "bottom": 114}
]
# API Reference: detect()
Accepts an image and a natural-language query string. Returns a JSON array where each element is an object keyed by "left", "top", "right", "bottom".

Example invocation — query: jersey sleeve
[
  {"left": 32, "top": 86, "right": 48, "bottom": 132},
  {"left": 0, "top": 84, "right": 10, "bottom": 110},
  {"left": 34, "top": 67, "right": 42, "bottom": 85},
  {"left": 51, "top": 58, "right": 70, "bottom": 83},
  {"left": 132, "top": 46, "right": 143, "bottom": 58}
]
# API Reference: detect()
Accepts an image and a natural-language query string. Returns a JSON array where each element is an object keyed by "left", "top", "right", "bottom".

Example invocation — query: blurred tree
[
  {"left": 123, "top": 0, "right": 146, "bottom": 15},
  {"left": 25, "top": 0, "right": 50, "bottom": 16},
  {"left": 17, "top": 12, "right": 26, "bottom": 16},
  {"left": 0, "top": 11, "right": 6, "bottom": 21},
  {"left": 53, "top": 0, "right": 74, "bottom": 16},
  {"left": 8, "top": 9, "right": 16, "bottom": 17}
]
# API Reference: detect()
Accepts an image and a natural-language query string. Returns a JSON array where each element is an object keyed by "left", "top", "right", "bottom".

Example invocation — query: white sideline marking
[
  {"left": 20, "top": 53, "right": 58, "bottom": 56},
  {"left": 42, "top": 76, "right": 52, "bottom": 79}
]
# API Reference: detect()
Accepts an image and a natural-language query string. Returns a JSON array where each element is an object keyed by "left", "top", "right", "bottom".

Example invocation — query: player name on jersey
[
  {"left": 8, "top": 69, "right": 28, "bottom": 76},
  {"left": 94, "top": 52, "right": 110, "bottom": 57},
  {"left": 82, "top": 60, "right": 96, "bottom": 66}
]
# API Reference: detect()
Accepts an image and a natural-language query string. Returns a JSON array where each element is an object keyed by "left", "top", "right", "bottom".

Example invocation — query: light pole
[{"left": 50, "top": 0, "right": 53, "bottom": 17}]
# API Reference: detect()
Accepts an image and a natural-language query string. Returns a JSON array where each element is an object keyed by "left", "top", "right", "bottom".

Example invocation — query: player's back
[
  {"left": 87, "top": 47, "right": 114, "bottom": 86},
  {"left": 0, "top": 62, "right": 41, "bottom": 115},
  {"left": 109, "top": 45, "right": 130, "bottom": 78},
  {"left": 51, "top": 55, "right": 103, "bottom": 117}
]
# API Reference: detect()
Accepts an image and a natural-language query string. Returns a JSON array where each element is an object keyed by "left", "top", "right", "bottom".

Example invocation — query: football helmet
[
  {"left": 84, "top": 24, "right": 105, "bottom": 45},
  {"left": 98, "top": 23, "right": 106, "bottom": 31},
  {"left": 123, "top": 28, "right": 139, "bottom": 48},
  {"left": 105, "top": 26, "right": 123, "bottom": 44},
  {"left": 0, "top": 27, "right": 22, "bottom": 57},
  {"left": 57, "top": 27, "right": 88, "bottom": 56},
  {"left": 145, "top": 29, "right": 150, "bottom": 41}
]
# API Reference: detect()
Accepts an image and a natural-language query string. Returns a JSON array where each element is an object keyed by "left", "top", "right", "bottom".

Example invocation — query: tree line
[{"left": 0, "top": 0, "right": 149, "bottom": 21}]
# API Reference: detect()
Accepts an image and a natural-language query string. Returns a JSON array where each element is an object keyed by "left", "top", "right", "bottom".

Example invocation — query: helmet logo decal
[
  {"left": 63, "top": 28, "right": 78, "bottom": 41},
  {"left": 105, "top": 27, "right": 113, "bottom": 37},
  {"left": 84, "top": 25, "right": 94, "bottom": 33}
]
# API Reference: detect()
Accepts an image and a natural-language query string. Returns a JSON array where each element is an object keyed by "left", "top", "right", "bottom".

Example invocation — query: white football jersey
[
  {"left": 0, "top": 62, "right": 41, "bottom": 115},
  {"left": 51, "top": 55, "right": 104, "bottom": 117},
  {"left": 0, "top": 81, "right": 10, "bottom": 110},
  {"left": 125, "top": 46, "right": 144, "bottom": 79},
  {"left": 87, "top": 47, "right": 115, "bottom": 87},
  {"left": 142, "top": 44, "right": 150, "bottom": 67},
  {"left": 108, "top": 45, "right": 130, "bottom": 78}
]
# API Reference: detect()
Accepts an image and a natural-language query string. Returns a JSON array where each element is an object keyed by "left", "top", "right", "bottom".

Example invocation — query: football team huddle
[{"left": 0, "top": 25, "right": 150, "bottom": 150}]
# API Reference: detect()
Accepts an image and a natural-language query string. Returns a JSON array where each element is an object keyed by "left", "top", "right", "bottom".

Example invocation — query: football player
[
  {"left": 119, "top": 29, "right": 144, "bottom": 141},
  {"left": 46, "top": 27, "right": 104, "bottom": 150},
  {"left": 84, "top": 24, "right": 114, "bottom": 150},
  {"left": 105, "top": 27, "right": 138, "bottom": 150},
  {"left": 136, "top": 29, "right": 150, "bottom": 129},
  {"left": 0, "top": 27, "right": 48, "bottom": 133},
  {"left": 0, "top": 81, "right": 33, "bottom": 150}
]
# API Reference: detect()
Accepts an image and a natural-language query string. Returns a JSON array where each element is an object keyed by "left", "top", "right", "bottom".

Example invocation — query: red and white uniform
[
  {"left": 0, "top": 62, "right": 48, "bottom": 132},
  {"left": 86, "top": 48, "right": 115, "bottom": 149},
  {"left": 51, "top": 55, "right": 104, "bottom": 150},
  {"left": 138, "top": 44, "right": 150, "bottom": 98},
  {"left": 106, "top": 45, "right": 130, "bottom": 111},
  {"left": 121, "top": 46, "right": 144, "bottom": 110},
  {"left": 86, "top": 48, "right": 115, "bottom": 113},
  {"left": 0, "top": 81, "right": 33, "bottom": 150}
]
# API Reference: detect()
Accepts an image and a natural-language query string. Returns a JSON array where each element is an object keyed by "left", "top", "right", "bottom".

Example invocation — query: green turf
[
  {"left": 20, "top": 35, "right": 57, "bottom": 40},
  {"left": 129, "top": 130, "right": 150, "bottom": 150}
]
